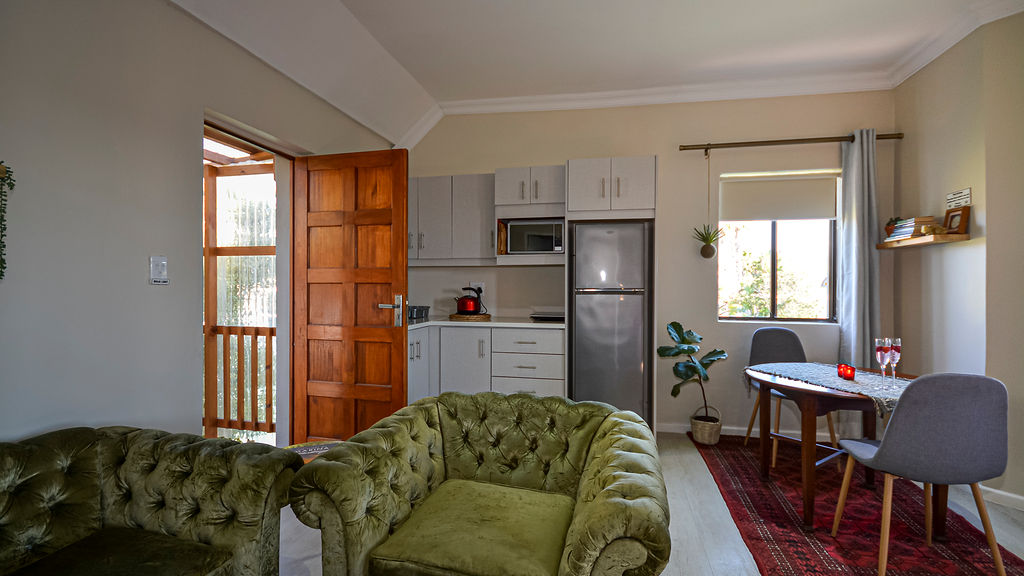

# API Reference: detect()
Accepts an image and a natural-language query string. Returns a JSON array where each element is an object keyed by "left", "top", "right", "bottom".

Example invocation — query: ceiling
[{"left": 173, "top": 0, "right": 1024, "bottom": 147}]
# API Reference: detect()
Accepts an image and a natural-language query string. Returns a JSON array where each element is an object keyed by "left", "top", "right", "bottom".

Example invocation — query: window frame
[{"left": 717, "top": 219, "right": 837, "bottom": 323}]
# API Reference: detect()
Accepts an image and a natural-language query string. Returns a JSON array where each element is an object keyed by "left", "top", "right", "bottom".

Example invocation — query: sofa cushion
[
  {"left": 8, "top": 527, "right": 233, "bottom": 576},
  {"left": 436, "top": 392, "right": 613, "bottom": 497},
  {"left": 369, "top": 479, "right": 574, "bottom": 576}
]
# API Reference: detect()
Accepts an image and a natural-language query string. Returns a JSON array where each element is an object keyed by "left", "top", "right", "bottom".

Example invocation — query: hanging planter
[
  {"left": 0, "top": 162, "right": 14, "bottom": 281},
  {"left": 693, "top": 224, "right": 723, "bottom": 259}
]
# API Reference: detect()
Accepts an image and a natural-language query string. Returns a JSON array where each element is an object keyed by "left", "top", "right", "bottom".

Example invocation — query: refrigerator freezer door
[
  {"left": 574, "top": 222, "right": 646, "bottom": 289},
  {"left": 572, "top": 293, "right": 646, "bottom": 417}
]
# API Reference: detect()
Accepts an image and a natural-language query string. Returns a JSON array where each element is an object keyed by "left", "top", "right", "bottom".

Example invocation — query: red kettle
[{"left": 455, "top": 286, "right": 485, "bottom": 315}]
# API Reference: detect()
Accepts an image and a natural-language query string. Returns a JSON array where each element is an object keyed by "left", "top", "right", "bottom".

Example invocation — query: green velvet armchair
[
  {"left": 290, "top": 392, "right": 671, "bottom": 576},
  {"left": 0, "top": 426, "right": 303, "bottom": 576}
]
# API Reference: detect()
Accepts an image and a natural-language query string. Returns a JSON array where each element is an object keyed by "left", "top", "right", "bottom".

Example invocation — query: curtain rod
[{"left": 679, "top": 132, "right": 904, "bottom": 152}]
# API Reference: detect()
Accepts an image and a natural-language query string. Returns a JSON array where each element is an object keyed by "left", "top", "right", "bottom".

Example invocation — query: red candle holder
[{"left": 837, "top": 364, "right": 856, "bottom": 380}]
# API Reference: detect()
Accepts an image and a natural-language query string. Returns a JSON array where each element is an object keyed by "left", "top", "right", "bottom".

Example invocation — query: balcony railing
[{"left": 203, "top": 325, "right": 276, "bottom": 435}]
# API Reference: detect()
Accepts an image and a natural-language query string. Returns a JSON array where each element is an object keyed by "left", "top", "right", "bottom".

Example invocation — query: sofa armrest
[
  {"left": 559, "top": 412, "right": 670, "bottom": 576},
  {"left": 289, "top": 402, "right": 445, "bottom": 576}
]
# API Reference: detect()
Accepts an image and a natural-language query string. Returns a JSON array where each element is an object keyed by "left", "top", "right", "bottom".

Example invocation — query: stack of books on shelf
[{"left": 885, "top": 216, "right": 935, "bottom": 241}]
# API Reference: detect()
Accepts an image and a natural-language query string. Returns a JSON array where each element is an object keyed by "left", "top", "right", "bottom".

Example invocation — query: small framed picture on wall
[{"left": 943, "top": 205, "right": 971, "bottom": 234}]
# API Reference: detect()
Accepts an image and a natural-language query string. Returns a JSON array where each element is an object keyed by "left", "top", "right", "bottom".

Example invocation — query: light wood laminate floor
[{"left": 280, "top": 433, "right": 1024, "bottom": 575}]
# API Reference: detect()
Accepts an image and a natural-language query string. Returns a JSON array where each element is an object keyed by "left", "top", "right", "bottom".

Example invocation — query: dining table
[{"left": 745, "top": 363, "right": 949, "bottom": 535}]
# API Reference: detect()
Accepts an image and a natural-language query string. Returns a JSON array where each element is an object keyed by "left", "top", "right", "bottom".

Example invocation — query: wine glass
[
  {"left": 889, "top": 338, "right": 901, "bottom": 384},
  {"left": 875, "top": 337, "right": 891, "bottom": 379}
]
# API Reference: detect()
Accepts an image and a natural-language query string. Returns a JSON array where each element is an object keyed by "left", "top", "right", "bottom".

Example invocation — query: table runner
[{"left": 747, "top": 362, "right": 913, "bottom": 416}]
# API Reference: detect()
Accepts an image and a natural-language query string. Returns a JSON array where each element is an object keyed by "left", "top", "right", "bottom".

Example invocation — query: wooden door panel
[{"left": 293, "top": 149, "right": 408, "bottom": 443}]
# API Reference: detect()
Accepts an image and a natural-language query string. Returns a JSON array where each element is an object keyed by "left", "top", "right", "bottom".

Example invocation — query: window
[{"left": 716, "top": 172, "right": 838, "bottom": 321}]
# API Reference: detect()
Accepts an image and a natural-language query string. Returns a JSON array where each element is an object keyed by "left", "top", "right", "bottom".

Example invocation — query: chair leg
[
  {"left": 744, "top": 391, "right": 760, "bottom": 446},
  {"left": 878, "top": 473, "right": 895, "bottom": 576},
  {"left": 832, "top": 454, "right": 856, "bottom": 537},
  {"left": 771, "top": 397, "right": 782, "bottom": 468},
  {"left": 924, "top": 483, "right": 933, "bottom": 546},
  {"left": 970, "top": 483, "right": 1007, "bottom": 576},
  {"left": 826, "top": 412, "right": 841, "bottom": 472}
]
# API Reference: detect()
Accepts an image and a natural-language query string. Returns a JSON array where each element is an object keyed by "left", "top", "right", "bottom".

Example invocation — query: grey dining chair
[
  {"left": 743, "top": 327, "right": 840, "bottom": 467},
  {"left": 831, "top": 373, "right": 1009, "bottom": 576}
]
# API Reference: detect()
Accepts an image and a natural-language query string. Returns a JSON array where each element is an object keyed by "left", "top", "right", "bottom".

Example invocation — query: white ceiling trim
[
  {"left": 887, "top": 1, "right": 1024, "bottom": 86},
  {"left": 439, "top": 71, "right": 894, "bottom": 116},
  {"left": 392, "top": 103, "right": 444, "bottom": 150}
]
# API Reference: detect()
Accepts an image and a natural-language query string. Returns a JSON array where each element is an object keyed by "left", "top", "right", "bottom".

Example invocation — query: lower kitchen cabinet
[
  {"left": 491, "top": 377, "right": 564, "bottom": 397},
  {"left": 440, "top": 327, "right": 492, "bottom": 394},
  {"left": 408, "top": 328, "right": 430, "bottom": 403}
]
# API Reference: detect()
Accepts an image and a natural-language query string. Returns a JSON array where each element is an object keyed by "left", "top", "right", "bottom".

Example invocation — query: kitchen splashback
[{"left": 408, "top": 265, "right": 565, "bottom": 317}]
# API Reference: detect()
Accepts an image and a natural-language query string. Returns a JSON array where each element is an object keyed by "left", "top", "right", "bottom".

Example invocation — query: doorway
[{"left": 202, "top": 126, "right": 278, "bottom": 443}]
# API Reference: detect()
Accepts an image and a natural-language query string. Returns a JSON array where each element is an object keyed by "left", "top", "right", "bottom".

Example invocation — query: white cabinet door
[
  {"left": 417, "top": 176, "right": 452, "bottom": 259},
  {"left": 530, "top": 165, "right": 566, "bottom": 204},
  {"left": 452, "top": 173, "right": 495, "bottom": 258},
  {"left": 440, "top": 327, "right": 491, "bottom": 394},
  {"left": 491, "top": 377, "right": 564, "bottom": 397},
  {"left": 495, "top": 167, "right": 530, "bottom": 206},
  {"left": 611, "top": 156, "right": 656, "bottom": 210},
  {"left": 408, "top": 329, "right": 431, "bottom": 403},
  {"left": 408, "top": 177, "right": 419, "bottom": 260},
  {"left": 568, "top": 158, "right": 611, "bottom": 211}
]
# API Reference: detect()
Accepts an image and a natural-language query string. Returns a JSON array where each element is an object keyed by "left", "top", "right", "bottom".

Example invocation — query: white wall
[
  {"left": 0, "top": 0, "right": 389, "bottom": 441},
  {"left": 409, "top": 91, "right": 897, "bottom": 435}
]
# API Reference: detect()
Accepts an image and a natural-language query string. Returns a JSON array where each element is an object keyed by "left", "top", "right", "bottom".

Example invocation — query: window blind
[{"left": 719, "top": 176, "right": 837, "bottom": 221}]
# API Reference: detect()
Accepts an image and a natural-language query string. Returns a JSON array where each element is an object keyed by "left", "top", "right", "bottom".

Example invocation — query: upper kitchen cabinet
[
  {"left": 495, "top": 165, "right": 566, "bottom": 206},
  {"left": 416, "top": 176, "right": 453, "bottom": 259},
  {"left": 452, "top": 173, "right": 495, "bottom": 259},
  {"left": 408, "top": 177, "right": 419, "bottom": 260},
  {"left": 567, "top": 155, "right": 656, "bottom": 215}
]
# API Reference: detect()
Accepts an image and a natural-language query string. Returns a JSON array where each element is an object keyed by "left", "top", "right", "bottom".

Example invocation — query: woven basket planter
[{"left": 690, "top": 406, "right": 722, "bottom": 445}]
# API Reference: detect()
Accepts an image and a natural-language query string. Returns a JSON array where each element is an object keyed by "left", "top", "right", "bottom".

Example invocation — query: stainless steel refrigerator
[{"left": 569, "top": 221, "right": 653, "bottom": 424}]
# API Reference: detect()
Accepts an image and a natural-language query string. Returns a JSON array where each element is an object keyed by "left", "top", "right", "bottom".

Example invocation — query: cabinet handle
[
  {"left": 478, "top": 339, "right": 486, "bottom": 358},
  {"left": 514, "top": 341, "right": 537, "bottom": 345},
  {"left": 491, "top": 229, "right": 495, "bottom": 248},
  {"left": 418, "top": 232, "right": 424, "bottom": 249},
  {"left": 515, "top": 365, "right": 537, "bottom": 370},
  {"left": 617, "top": 176, "right": 621, "bottom": 197},
  {"left": 601, "top": 177, "right": 606, "bottom": 198},
  {"left": 520, "top": 181, "right": 525, "bottom": 200},
  {"left": 415, "top": 341, "right": 421, "bottom": 359},
  {"left": 534, "top": 180, "right": 539, "bottom": 200},
  {"left": 409, "top": 343, "right": 415, "bottom": 360},
  {"left": 409, "top": 232, "right": 414, "bottom": 248}
]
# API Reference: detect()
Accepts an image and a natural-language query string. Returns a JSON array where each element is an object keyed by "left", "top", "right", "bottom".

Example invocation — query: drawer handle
[
  {"left": 514, "top": 341, "right": 537, "bottom": 345},
  {"left": 515, "top": 365, "right": 537, "bottom": 370}
]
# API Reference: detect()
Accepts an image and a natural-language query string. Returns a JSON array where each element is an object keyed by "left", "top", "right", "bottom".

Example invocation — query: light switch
[{"left": 150, "top": 256, "right": 168, "bottom": 285}]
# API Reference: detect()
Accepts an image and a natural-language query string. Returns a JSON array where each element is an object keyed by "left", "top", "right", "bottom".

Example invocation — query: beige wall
[
  {"left": 0, "top": 0, "right": 388, "bottom": 440},
  {"left": 411, "top": 91, "right": 897, "bottom": 437},
  {"left": 409, "top": 266, "right": 564, "bottom": 317}
]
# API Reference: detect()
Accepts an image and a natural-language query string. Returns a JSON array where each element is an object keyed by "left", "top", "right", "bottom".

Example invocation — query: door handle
[
  {"left": 415, "top": 341, "right": 421, "bottom": 359},
  {"left": 617, "top": 176, "right": 621, "bottom": 197},
  {"left": 377, "top": 295, "right": 404, "bottom": 327},
  {"left": 601, "top": 177, "right": 606, "bottom": 198},
  {"left": 520, "top": 181, "right": 525, "bottom": 200},
  {"left": 478, "top": 339, "right": 486, "bottom": 358},
  {"left": 534, "top": 180, "right": 539, "bottom": 200}
]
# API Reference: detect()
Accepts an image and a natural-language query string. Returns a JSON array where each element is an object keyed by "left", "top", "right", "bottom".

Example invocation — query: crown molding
[
  {"left": 438, "top": 71, "right": 894, "bottom": 116},
  {"left": 392, "top": 103, "right": 444, "bottom": 150},
  {"left": 888, "top": 0, "right": 1024, "bottom": 86}
]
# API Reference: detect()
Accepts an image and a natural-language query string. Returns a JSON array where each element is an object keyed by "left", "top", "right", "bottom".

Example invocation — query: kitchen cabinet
[
  {"left": 407, "top": 328, "right": 430, "bottom": 403},
  {"left": 567, "top": 155, "right": 656, "bottom": 212},
  {"left": 416, "top": 176, "right": 453, "bottom": 259},
  {"left": 440, "top": 327, "right": 491, "bottom": 394},
  {"left": 408, "top": 177, "right": 418, "bottom": 260},
  {"left": 452, "top": 174, "right": 496, "bottom": 258},
  {"left": 495, "top": 165, "right": 566, "bottom": 206},
  {"left": 490, "top": 327, "right": 564, "bottom": 396}
]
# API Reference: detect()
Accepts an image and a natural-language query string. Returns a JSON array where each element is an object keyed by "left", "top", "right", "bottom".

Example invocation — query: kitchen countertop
[{"left": 407, "top": 316, "right": 565, "bottom": 330}]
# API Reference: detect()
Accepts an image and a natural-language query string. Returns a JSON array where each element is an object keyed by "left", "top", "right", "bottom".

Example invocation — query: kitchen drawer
[
  {"left": 491, "top": 377, "right": 564, "bottom": 397},
  {"left": 491, "top": 328, "right": 564, "bottom": 355},
  {"left": 491, "top": 352, "right": 563, "bottom": 380}
]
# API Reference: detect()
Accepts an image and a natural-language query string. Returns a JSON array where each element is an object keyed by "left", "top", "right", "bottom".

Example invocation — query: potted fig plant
[
  {"left": 693, "top": 224, "right": 723, "bottom": 259},
  {"left": 658, "top": 322, "right": 728, "bottom": 445}
]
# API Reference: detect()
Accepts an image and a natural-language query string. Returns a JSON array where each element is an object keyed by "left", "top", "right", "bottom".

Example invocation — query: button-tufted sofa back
[
  {"left": 435, "top": 392, "right": 614, "bottom": 498},
  {"left": 1, "top": 426, "right": 303, "bottom": 576}
]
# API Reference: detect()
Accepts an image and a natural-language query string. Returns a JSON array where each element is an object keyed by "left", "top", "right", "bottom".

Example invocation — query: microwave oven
[{"left": 505, "top": 219, "right": 564, "bottom": 254}]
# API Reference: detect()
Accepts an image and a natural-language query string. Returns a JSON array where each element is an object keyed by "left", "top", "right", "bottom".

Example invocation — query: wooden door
[
  {"left": 567, "top": 158, "right": 611, "bottom": 211},
  {"left": 415, "top": 176, "right": 453, "bottom": 259},
  {"left": 531, "top": 165, "right": 566, "bottom": 204},
  {"left": 292, "top": 149, "right": 408, "bottom": 443},
  {"left": 452, "top": 173, "right": 495, "bottom": 258},
  {"left": 495, "top": 166, "right": 530, "bottom": 206},
  {"left": 611, "top": 156, "right": 656, "bottom": 210},
  {"left": 440, "top": 327, "right": 491, "bottom": 394}
]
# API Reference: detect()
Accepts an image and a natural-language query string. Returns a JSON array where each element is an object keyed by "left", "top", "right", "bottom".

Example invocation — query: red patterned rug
[{"left": 693, "top": 434, "right": 1024, "bottom": 575}]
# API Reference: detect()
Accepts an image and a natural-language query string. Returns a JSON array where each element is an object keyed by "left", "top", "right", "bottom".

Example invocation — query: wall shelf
[{"left": 876, "top": 233, "right": 971, "bottom": 249}]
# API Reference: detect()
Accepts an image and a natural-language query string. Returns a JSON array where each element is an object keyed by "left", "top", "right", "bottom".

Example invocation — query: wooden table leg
[
  {"left": 932, "top": 484, "right": 949, "bottom": 541},
  {"left": 862, "top": 410, "right": 877, "bottom": 487},
  {"left": 800, "top": 395, "right": 818, "bottom": 528},
  {"left": 760, "top": 385, "right": 771, "bottom": 480}
]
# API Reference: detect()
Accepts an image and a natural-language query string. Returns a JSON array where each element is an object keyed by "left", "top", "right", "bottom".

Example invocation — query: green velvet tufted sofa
[
  {"left": 0, "top": 426, "right": 303, "bottom": 576},
  {"left": 290, "top": 392, "right": 670, "bottom": 576}
]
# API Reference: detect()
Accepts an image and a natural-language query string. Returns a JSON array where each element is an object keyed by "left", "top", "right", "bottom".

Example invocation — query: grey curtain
[{"left": 838, "top": 129, "right": 882, "bottom": 368}]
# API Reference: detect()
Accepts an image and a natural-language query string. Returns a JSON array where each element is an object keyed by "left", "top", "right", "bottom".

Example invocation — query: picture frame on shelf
[{"left": 943, "top": 205, "right": 970, "bottom": 234}]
